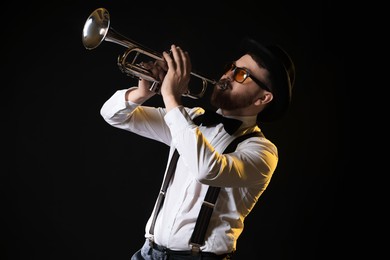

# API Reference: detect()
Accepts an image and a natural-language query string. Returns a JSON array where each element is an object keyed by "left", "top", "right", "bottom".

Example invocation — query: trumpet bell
[{"left": 82, "top": 8, "right": 110, "bottom": 50}]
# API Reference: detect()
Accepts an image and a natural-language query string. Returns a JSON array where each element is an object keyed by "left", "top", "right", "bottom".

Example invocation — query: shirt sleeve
[
  {"left": 100, "top": 88, "right": 172, "bottom": 145},
  {"left": 164, "top": 106, "right": 278, "bottom": 188}
]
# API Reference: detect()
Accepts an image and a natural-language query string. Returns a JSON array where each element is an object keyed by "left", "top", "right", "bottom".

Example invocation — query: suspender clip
[{"left": 190, "top": 242, "right": 201, "bottom": 255}]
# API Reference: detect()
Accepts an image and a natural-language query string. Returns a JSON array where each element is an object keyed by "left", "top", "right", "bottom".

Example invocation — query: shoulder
[{"left": 235, "top": 129, "right": 278, "bottom": 155}]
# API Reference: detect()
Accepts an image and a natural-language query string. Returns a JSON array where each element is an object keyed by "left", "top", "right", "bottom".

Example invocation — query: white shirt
[{"left": 100, "top": 88, "right": 278, "bottom": 254}]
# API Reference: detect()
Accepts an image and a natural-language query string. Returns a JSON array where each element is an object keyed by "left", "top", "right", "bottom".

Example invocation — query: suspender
[
  {"left": 149, "top": 149, "right": 180, "bottom": 236},
  {"left": 148, "top": 131, "right": 264, "bottom": 250},
  {"left": 189, "top": 131, "right": 263, "bottom": 252}
]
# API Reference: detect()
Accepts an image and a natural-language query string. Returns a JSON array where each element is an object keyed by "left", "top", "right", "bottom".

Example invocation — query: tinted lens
[
  {"left": 224, "top": 63, "right": 248, "bottom": 83},
  {"left": 224, "top": 63, "right": 270, "bottom": 91},
  {"left": 233, "top": 67, "right": 248, "bottom": 83}
]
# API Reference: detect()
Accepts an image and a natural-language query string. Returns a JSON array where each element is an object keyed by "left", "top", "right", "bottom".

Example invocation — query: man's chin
[{"left": 211, "top": 91, "right": 233, "bottom": 109}]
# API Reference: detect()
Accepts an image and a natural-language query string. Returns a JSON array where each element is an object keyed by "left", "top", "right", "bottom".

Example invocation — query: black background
[{"left": 3, "top": 1, "right": 349, "bottom": 259}]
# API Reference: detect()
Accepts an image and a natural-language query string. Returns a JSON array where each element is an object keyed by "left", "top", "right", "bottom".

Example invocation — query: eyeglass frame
[{"left": 224, "top": 62, "right": 271, "bottom": 92}]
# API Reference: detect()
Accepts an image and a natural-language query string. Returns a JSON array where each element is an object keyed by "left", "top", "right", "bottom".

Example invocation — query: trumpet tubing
[{"left": 82, "top": 7, "right": 216, "bottom": 99}]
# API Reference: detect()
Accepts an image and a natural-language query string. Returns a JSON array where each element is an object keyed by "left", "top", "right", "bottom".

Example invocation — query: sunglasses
[{"left": 224, "top": 63, "right": 270, "bottom": 91}]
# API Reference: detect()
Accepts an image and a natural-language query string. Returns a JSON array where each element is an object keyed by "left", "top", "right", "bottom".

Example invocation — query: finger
[
  {"left": 147, "top": 61, "right": 166, "bottom": 82},
  {"left": 155, "top": 59, "right": 168, "bottom": 71},
  {"left": 181, "top": 50, "right": 191, "bottom": 77},
  {"left": 172, "top": 47, "right": 190, "bottom": 79},
  {"left": 170, "top": 44, "right": 182, "bottom": 67},
  {"left": 154, "top": 62, "right": 167, "bottom": 82},
  {"left": 163, "top": 49, "right": 174, "bottom": 67},
  {"left": 143, "top": 61, "right": 162, "bottom": 81}
]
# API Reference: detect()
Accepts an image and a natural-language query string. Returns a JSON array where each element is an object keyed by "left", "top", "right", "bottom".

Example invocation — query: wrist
[{"left": 163, "top": 94, "right": 182, "bottom": 112}]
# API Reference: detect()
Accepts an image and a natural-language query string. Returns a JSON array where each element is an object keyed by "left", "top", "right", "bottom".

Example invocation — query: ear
[{"left": 254, "top": 92, "right": 273, "bottom": 106}]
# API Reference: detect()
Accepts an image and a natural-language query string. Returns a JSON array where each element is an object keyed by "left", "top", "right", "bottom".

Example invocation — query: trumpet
[{"left": 82, "top": 7, "right": 216, "bottom": 99}]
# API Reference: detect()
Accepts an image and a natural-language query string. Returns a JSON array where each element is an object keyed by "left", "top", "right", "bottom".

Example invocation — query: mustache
[{"left": 216, "top": 78, "right": 231, "bottom": 90}]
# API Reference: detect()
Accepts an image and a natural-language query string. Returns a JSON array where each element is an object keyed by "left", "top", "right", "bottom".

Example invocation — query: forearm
[{"left": 125, "top": 83, "right": 156, "bottom": 104}]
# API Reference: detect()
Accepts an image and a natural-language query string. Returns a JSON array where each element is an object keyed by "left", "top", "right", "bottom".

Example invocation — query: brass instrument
[{"left": 82, "top": 7, "right": 216, "bottom": 99}]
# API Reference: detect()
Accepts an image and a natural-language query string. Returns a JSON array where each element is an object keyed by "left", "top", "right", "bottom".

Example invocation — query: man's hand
[{"left": 161, "top": 44, "right": 192, "bottom": 111}]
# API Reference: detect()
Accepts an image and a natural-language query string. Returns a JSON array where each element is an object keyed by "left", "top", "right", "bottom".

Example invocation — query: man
[{"left": 100, "top": 37, "right": 295, "bottom": 259}]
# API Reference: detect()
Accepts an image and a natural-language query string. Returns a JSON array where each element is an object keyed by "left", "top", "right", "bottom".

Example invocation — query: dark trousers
[{"left": 130, "top": 239, "right": 233, "bottom": 260}]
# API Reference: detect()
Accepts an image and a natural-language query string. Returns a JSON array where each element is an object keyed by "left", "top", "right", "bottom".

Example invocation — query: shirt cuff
[{"left": 101, "top": 88, "right": 140, "bottom": 118}]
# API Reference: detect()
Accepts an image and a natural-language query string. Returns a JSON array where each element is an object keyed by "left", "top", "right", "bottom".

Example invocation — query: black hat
[{"left": 238, "top": 37, "right": 295, "bottom": 122}]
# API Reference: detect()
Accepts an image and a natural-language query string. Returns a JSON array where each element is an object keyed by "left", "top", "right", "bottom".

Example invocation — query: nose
[{"left": 220, "top": 74, "right": 233, "bottom": 83}]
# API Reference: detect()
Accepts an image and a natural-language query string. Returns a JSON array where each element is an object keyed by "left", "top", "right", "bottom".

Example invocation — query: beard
[{"left": 210, "top": 79, "right": 256, "bottom": 110}]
